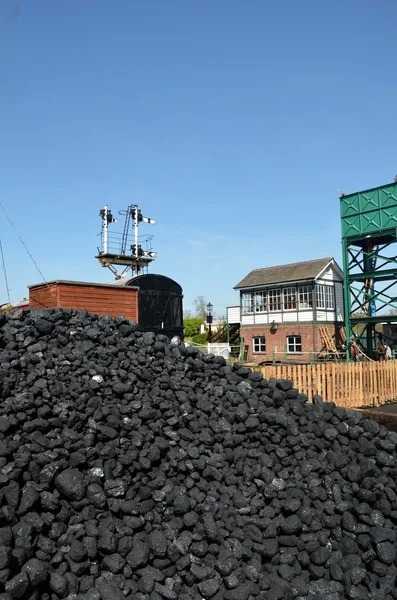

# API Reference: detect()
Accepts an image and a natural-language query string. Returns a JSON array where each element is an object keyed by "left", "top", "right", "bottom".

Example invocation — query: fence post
[{"left": 239, "top": 337, "right": 244, "bottom": 362}]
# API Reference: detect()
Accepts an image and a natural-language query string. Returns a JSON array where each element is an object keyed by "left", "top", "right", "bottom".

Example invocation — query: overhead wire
[
  {"left": 0, "top": 237, "right": 11, "bottom": 305},
  {"left": 0, "top": 201, "right": 48, "bottom": 285}
]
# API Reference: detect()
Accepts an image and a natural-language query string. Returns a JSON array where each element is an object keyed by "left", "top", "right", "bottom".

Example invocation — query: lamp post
[{"left": 206, "top": 302, "right": 213, "bottom": 344}]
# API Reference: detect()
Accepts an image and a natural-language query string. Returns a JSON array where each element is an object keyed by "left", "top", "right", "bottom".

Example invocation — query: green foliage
[
  {"left": 190, "top": 332, "right": 208, "bottom": 345},
  {"left": 183, "top": 317, "right": 202, "bottom": 338}
]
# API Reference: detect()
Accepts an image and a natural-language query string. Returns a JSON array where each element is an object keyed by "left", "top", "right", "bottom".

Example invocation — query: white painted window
[
  {"left": 316, "top": 285, "right": 326, "bottom": 309},
  {"left": 283, "top": 287, "right": 296, "bottom": 310},
  {"left": 253, "top": 336, "right": 266, "bottom": 352},
  {"left": 287, "top": 335, "right": 302, "bottom": 353},
  {"left": 254, "top": 291, "right": 267, "bottom": 313},
  {"left": 316, "top": 285, "right": 334, "bottom": 310},
  {"left": 242, "top": 292, "right": 253, "bottom": 314},
  {"left": 298, "top": 285, "right": 312, "bottom": 309},
  {"left": 325, "top": 286, "right": 334, "bottom": 310},
  {"left": 268, "top": 289, "right": 281, "bottom": 312}
]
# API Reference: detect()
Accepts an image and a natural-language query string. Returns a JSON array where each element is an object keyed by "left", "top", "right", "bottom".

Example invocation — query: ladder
[{"left": 319, "top": 326, "right": 341, "bottom": 358}]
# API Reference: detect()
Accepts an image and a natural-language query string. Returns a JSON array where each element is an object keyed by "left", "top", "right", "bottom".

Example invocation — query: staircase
[{"left": 212, "top": 323, "right": 240, "bottom": 345}]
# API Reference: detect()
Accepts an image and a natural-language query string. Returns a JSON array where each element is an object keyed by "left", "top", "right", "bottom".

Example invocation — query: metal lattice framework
[
  {"left": 95, "top": 205, "right": 156, "bottom": 279},
  {"left": 340, "top": 182, "right": 397, "bottom": 359}
]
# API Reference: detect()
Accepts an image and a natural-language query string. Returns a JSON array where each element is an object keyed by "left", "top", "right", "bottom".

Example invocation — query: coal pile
[{"left": 1, "top": 309, "right": 397, "bottom": 600}]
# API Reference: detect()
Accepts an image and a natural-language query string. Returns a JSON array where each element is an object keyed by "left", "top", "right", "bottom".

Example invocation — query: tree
[
  {"left": 193, "top": 296, "right": 209, "bottom": 321},
  {"left": 183, "top": 317, "right": 202, "bottom": 338}
]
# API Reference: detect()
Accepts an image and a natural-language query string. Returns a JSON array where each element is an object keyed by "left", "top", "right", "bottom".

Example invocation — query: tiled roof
[{"left": 234, "top": 257, "right": 334, "bottom": 289}]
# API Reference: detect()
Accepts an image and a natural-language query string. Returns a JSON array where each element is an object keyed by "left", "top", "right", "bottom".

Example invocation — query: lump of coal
[
  {"left": 54, "top": 468, "right": 86, "bottom": 501},
  {"left": 0, "top": 308, "right": 397, "bottom": 599}
]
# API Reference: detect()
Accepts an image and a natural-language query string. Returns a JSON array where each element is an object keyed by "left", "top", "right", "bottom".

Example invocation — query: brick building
[{"left": 227, "top": 257, "right": 344, "bottom": 363}]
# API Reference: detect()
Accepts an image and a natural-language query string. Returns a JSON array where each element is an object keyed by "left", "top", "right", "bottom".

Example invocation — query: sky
[{"left": 1, "top": 0, "right": 397, "bottom": 317}]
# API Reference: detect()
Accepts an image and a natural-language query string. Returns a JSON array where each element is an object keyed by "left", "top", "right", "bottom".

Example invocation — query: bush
[
  {"left": 183, "top": 317, "right": 202, "bottom": 338},
  {"left": 190, "top": 333, "right": 208, "bottom": 345}
]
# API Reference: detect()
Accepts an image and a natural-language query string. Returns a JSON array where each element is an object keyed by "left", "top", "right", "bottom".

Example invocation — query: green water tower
[{"left": 340, "top": 181, "right": 397, "bottom": 358}]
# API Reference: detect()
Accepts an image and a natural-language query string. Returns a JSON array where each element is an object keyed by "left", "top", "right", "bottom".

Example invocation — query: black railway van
[{"left": 126, "top": 274, "right": 183, "bottom": 339}]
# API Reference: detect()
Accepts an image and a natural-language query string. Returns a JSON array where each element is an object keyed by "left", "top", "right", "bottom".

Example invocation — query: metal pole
[
  {"left": 363, "top": 242, "right": 374, "bottom": 357},
  {"left": 134, "top": 205, "right": 139, "bottom": 277},
  {"left": 312, "top": 284, "right": 317, "bottom": 355},
  {"left": 103, "top": 205, "right": 109, "bottom": 254},
  {"left": 208, "top": 322, "right": 212, "bottom": 344},
  {"left": 342, "top": 238, "right": 352, "bottom": 361}
]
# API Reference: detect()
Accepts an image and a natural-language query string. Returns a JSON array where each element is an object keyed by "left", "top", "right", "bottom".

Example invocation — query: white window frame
[
  {"left": 316, "top": 285, "right": 326, "bottom": 309},
  {"left": 253, "top": 336, "right": 266, "bottom": 353},
  {"left": 283, "top": 286, "right": 296, "bottom": 311},
  {"left": 242, "top": 292, "right": 253, "bottom": 314},
  {"left": 287, "top": 335, "right": 302, "bottom": 353},
  {"left": 268, "top": 289, "right": 281, "bottom": 312},
  {"left": 325, "top": 286, "right": 334, "bottom": 310},
  {"left": 253, "top": 290, "right": 267, "bottom": 313},
  {"left": 298, "top": 285, "right": 312, "bottom": 309}
]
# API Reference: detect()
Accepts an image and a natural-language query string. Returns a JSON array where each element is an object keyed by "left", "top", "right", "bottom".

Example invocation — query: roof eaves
[
  {"left": 28, "top": 280, "right": 139, "bottom": 290},
  {"left": 234, "top": 276, "right": 317, "bottom": 290}
]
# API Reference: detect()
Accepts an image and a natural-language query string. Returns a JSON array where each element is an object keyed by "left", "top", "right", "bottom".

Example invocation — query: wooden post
[{"left": 260, "top": 360, "right": 397, "bottom": 410}]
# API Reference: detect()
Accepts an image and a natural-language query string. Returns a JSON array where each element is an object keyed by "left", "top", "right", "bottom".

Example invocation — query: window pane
[
  {"left": 287, "top": 335, "right": 302, "bottom": 353},
  {"left": 242, "top": 292, "right": 253, "bottom": 314},
  {"left": 254, "top": 291, "right": 267, "bottom": 313},
  {"left": 283, "top": 287, "right": 296, "bottom": 310},
  {"left": 325, "top": 286, "right": 334, "bottom": 310},
  {"left": 253, "top": 336, "right": 266, "bottom": 352},
  {"left": 316, "top": 285, "right": 325, "bottom": 309},
  {"left": 298, "top": 285, "right": 312, "bottom": 309},
  {"left": 269, "top": 289, "right": 281, "bottom": 312}
]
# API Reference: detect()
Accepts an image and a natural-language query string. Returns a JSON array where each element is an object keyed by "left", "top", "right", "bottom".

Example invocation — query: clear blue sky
[{"left": 1, "top": 0, "right": 397, "bottom": 317}]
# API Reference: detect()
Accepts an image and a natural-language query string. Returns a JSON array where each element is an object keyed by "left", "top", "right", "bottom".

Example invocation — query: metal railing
[{"left": 186, "top": 342, "right": 240, "bottom": 359}]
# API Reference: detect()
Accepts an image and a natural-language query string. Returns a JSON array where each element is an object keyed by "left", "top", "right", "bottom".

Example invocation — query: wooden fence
[{"left": 260, "top": 361, "right": 397, "bottom": 409}]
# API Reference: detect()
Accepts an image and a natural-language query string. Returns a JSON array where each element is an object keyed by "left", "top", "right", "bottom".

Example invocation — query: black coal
[{"left": 0, "top": 308, "right": 397, "bottom": 600}]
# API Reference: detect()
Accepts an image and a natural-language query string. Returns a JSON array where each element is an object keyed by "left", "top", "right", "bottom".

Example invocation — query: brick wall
[{"left": 240, "top": 323, "right": 337, "bottom": 363}]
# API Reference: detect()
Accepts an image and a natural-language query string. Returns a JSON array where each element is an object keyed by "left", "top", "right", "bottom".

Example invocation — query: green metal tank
[
  {"left": 341, "top": 182, "right": 397, "bottom": 239},
  {"left": 340, "top": 181, "right": 397, "bottom": 359}
]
